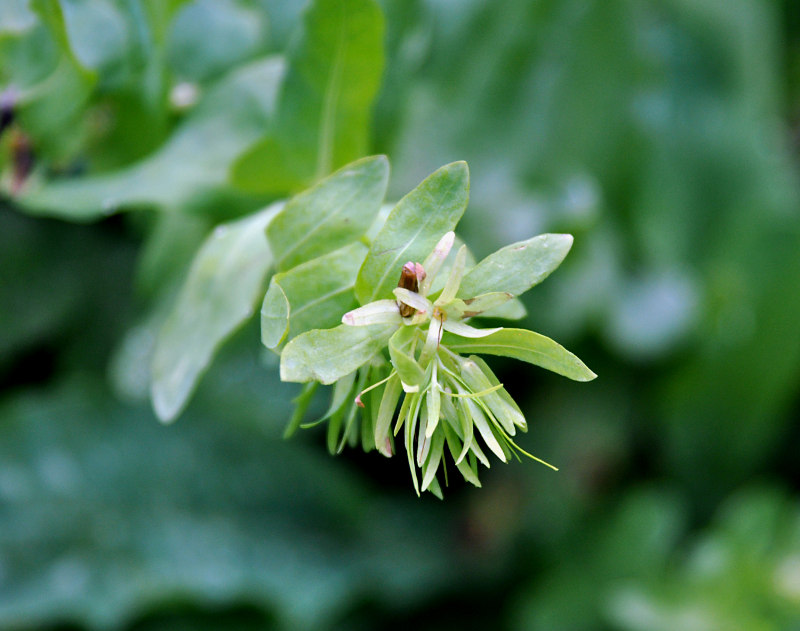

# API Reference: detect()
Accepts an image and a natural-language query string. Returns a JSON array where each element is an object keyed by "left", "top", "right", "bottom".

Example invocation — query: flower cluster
[{"left": 333, "top": 232, "right": 566, "bottom": 496}]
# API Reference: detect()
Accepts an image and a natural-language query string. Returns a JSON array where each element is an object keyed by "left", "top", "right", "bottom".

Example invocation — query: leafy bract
[
  {"left": 18, "top": 57, "right": 284, "bottom": 219},
  {"left": 261, "top": 241, "right": 366, "bottom": 350},
  {"left": 150, "top": 203, "right": 281, "bottom": 422},
  {"left": 231, "top": 0, "right": 385, "bottom": 193},
  {"left": 441, "top": 328, "right": 597, "bottom": 382},
  {"left": 459, "top": 233, "right": 574, "bottom": 298},
  {"left": 281, "top": 324, "right": 394, "bottom": 385},
  {"left": 267, "top": 155, "right": 389, "bottom": 271},
  {"left": 355, "top": 161, "right": 470, "bottom": 304}
]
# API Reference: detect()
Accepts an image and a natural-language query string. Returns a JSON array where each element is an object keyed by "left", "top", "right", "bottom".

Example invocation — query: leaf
[
  {"left": 374, "top": 373, "right": 401, "bottom": 456},
  {"left": 342, "top": 299, "right": 402, "bottom": 326},
  {"left": 443, "top": 292, "right": 513, "bottom": 320},
  {"left": 0, "top": 0, "right": 36, "bottom": 34},
  {"left": 166, "top": 0, "right": 266, "bottom": 82},
  {"left": 58, "top": 0, "right": 129, "bottom": 73},
  {"left": 468, "top": 355, "right": 526, "bottom": 430},
  {"left": 459, "top": 357, "right": 519, "bottom": 435},
  {"left": 267, "top": 155, "right": 389, "bottom": 271},
  {"left": 421, "top": 426, "right": 444, "bottom": 491},
  {"left": 441, "top": 328, "right": 597, "bottom": 382},
  {"left": 231, "top": 0, "right": 385, "bottom": 193},
  {"left": 17, "top": 57, "right": 284, "bottom": 219},
  {"left": 261, "top": 241, "right": 367, "bottom": 350},
  {"left": 388, "top": 325, "right": 424, "bottom": 392},
  {"left": 150, "top": 203, "right": 281, "bottom": 422},
  {"left": 355, "top": 161, "right": 470, "bottom": 304},
  {"left": 464, "top": 396, "right": 506, "bottom": 462},
  {"left": 0, "top": 379, "right": 461, "bottom": 630},
  {"left": 458, "top": 233, "right": 574, "bottom": 298},
  {"left": 280, "top": 323, "right": 394, "bottom": 384}
]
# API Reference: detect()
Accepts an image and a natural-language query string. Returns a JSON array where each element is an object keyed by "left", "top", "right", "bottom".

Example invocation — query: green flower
[
  {"left": 268, "top": 158, "right": 595, "bottom": 497},
  {"left": 281, "top": 230, "right": 596, "bottom": 497}
]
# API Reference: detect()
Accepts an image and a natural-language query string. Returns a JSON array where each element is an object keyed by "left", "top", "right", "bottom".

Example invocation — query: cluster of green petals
[{"left": 261, "top": 156, "right": 595, "bottom": 497}]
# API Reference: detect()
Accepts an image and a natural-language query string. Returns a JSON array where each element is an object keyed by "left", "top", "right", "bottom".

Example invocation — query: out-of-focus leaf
[
  {"left": 280, "top": 323, "right": 394, "bottom": 384},
  {"left": 231, "top": 0, "right": 385, "bottom": 193},
  {"left": 0, "top": 378, "right": 462, "bottom": 630},
  {"left": 150, "top": 203, "right": 280, "bottom": 422},
  {"left": 513, "top": 487, "right": 687, "bottom": 631},
  {"left": 58, "top": 0, "right": 129, "bottom": 74},
  {"left": 355, "top": 161, "right": 469, "bottom": 305},
  {"left": 16, "top": 56, "right": 284, "bottom": 219},
  {"left": 0, "top": 0, "right": 36, "bottom": 34},
  {"left": 167, "top": 0, "right": 266, "bottom": 82},
  {"left": 442, "top": 328, "right": 596, "bottom": 382},
  {"left": 261, "top": 241, "right": 366, "bottom": 350},
  {"left": 608, "top": 487, "right": 800, "bottom": 631},
  {"left": 458, "top": 233, "right": 573, "bottom": 299},
  {"left": 266, "top": 155, "right": 389, "bottom": 271}
]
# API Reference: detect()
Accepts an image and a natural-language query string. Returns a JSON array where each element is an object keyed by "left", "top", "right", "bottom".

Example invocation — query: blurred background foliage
[{"left": 2, "top": 0, "right": 800, "bottom": 629}]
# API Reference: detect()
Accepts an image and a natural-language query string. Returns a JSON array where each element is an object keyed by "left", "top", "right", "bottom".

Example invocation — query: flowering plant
[{"left": 259, "top": 157, "right": 595, "bottom": 496}]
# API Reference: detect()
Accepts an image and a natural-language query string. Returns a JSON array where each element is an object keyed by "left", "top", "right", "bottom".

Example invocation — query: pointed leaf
[
  {"left": 465, "top": 398, "right": 506, "bottom": 462},
  {"left": 388, "top": 326, "right": 424, "bottom": 392},
  {"left": 459, "top": 358, "right": 519, "bottom": 435},
  {"left": 441, "top": 327, "right": 597, "bottom": 382},
  {"left": 444, "top": 292, "right": 513, "bottom": 319},
  {"left": 477, "top": 298, "right": 527, "bottom": 320},
  {"left": 421, "top": 429, "right": 445, "bottom": 491},
  {"left": 425, "top": 363, "right": 441, "bottom": 438},
  {"left": 458, "top": 233, "right": 574, "bottom": 298},
  {"left": 231, "top": 0, "right": 385, "bottom": 192},
  {"left": 266, "top": 155, "right": 389, "bottom": 271},
  {"left": 392, "top": 288, "right": 432, "bottom": 315},
  {"left": 151, "top": 204, "right": 280, "bottom": 422},
  {"left": 437, "top": 245, "right": 466, "bottom": 305},
  {"left": 442, "top": 320, "right": 501, "bottom": 338},
  {"left": 355, "top": 162, "right": 470, "bottom": 304},
  {"left": 469, "top": 356, "right": 527, "bottom": 430},
  {"left": 374, "top": 373, "right": 401, "bottom": 456},
  {"left": 280, "top": 323, "right": 394, "bottom": 384},
  {"left": 261, "top": 241, "right": 367, "bottom": 350},
  {"left": 419, "top": 231, "right": 455, "bottom": 295}
]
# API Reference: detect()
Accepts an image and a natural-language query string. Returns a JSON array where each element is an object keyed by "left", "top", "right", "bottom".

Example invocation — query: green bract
[{"left": 273, "top": 158, "right": 596, "bottom": 497}]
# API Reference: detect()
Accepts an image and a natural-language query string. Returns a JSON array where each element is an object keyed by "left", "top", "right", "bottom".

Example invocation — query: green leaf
[
  {"left": 150, "top": 204, "right": 281, "bottom": 422},
  {"left": 231, "top": 0, "right": 385, "bottom": 193},
  {"left": 280, "top": 323, "right": 394, "bottom": 384},
  {"left": 267, "top": 155, "right": 389, "bottom": 271},
  {"left": 58, "top": 0, "right": 129, "bottom": 73},
  {"left": 388, "top": 325, "right": 424, "bottom": 392},
  {"left": 468, "top": 355, "right": 526, "bottom": 430},
  {"left": 355, "top": 161, "right": 470, "bottom": 304},
  {"left": 166, "top": 0, "right": 266, "bottom": 82},
  {"left": 261, "top": 241, "right": 367, "bottom": 350},
  {"left": 0, "top": 0, "right": 36, "bottom": 34},
  {"left": 442, "top": 328, "right": 597, "bottom": 382},
  {"left": 17, "top": 57, "right": 284, "bottom": 219},
  {"left": 374, "top": 373, "right": 401, "bottom": 456},
  {"left": 459, "top": 356, "right": 520, "bottom": 435},
  {"left": 443, "top": 292, "right": 514, "bottom": 321},
  {"left": 458, "top": 233, "right": 574, "bottom": 298}
]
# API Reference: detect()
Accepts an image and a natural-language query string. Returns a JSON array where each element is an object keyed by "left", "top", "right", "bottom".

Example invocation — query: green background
[{"left": 2, "top": 0, "right": 800, "bottom": 629}]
